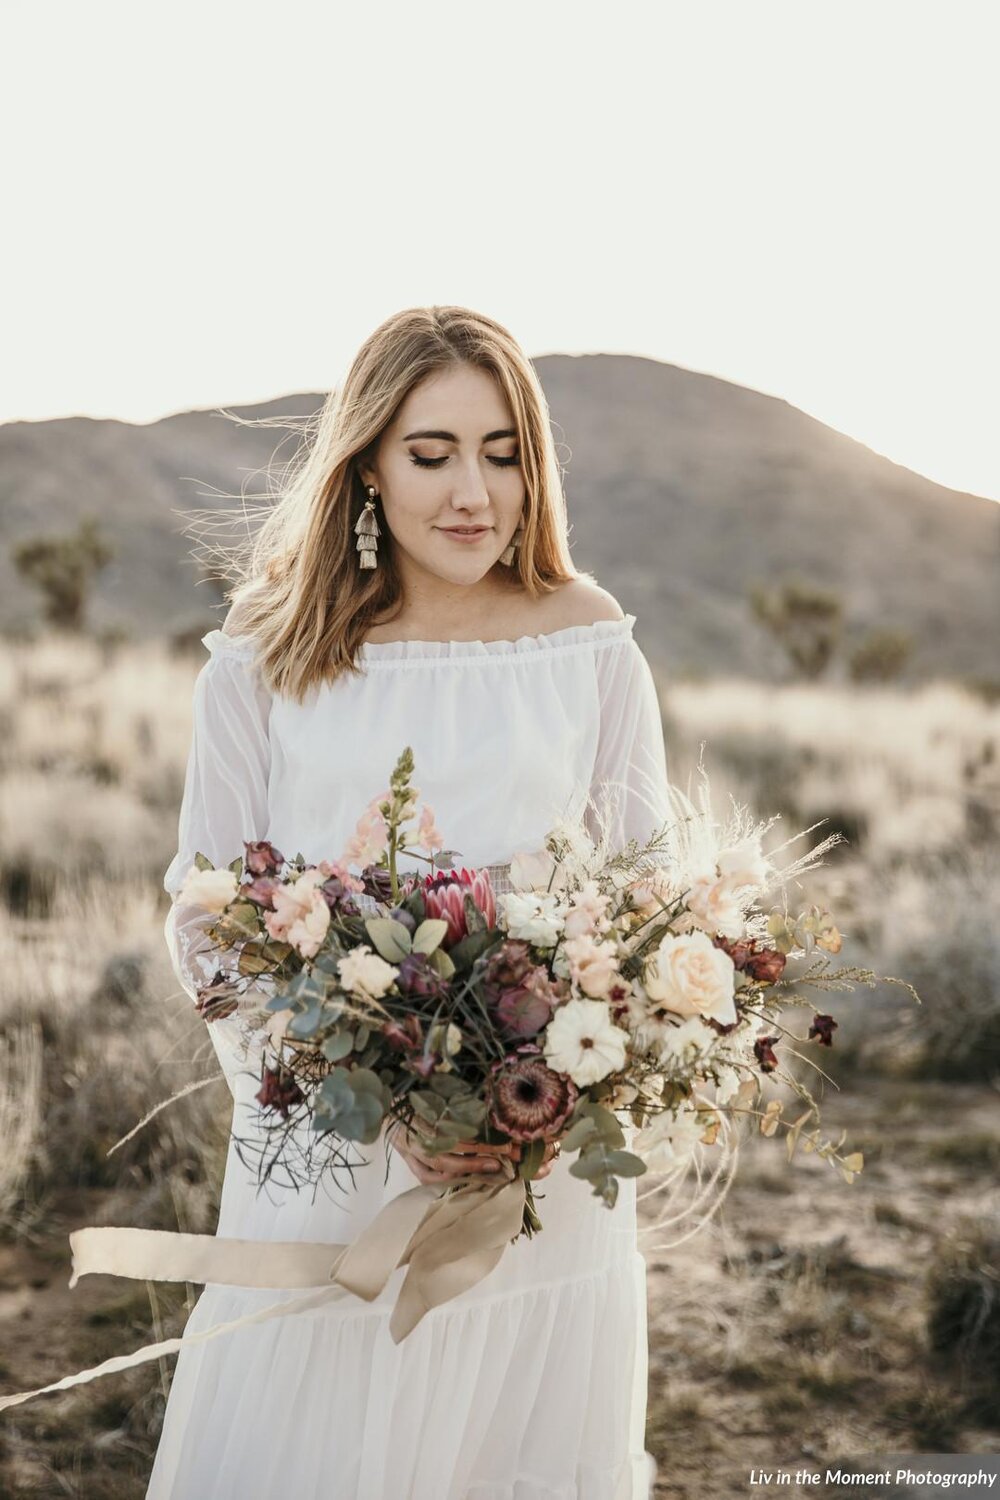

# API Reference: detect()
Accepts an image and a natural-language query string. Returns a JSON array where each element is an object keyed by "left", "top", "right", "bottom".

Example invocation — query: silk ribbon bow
[{"left": 0, "top": 1167, "right": 527, "bottom": 1413}]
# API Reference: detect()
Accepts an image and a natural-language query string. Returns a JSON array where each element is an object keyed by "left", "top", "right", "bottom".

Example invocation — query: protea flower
[
  {"left": 487, "top": 1043, "right": 579, "bottom": 1143},
  {"left": 422, "top": 867, "right": 496, "bottom": 945}
]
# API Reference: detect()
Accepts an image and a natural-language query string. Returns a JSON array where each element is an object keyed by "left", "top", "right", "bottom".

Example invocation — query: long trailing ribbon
[{"left": 0, "top": 1168, "right": 527, "bottom": 1413}]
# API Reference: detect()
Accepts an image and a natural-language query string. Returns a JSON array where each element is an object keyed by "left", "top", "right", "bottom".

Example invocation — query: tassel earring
[
  {"left": 355, "top": 486, "right": 381, "bottom": 570},
  {"left": 499, "top": 514, "right": 524, "bottom": 567}
]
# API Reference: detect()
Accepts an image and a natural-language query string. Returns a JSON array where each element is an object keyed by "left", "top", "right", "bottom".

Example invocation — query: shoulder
[{"left": 539, "top": 578, "right": 626, "bottom": 631}]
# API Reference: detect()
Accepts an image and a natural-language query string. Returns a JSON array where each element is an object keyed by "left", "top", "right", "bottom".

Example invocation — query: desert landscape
[{"left": 0, "top": 358, "right": 997, "bottom": 1496}]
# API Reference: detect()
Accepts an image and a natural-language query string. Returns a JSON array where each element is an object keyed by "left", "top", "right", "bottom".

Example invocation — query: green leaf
[
  {"left": 364, "top": 917, "right": 412, "bottom": 963},
  {"left": 312, "top": 1067, "right": 389, "bottom": 1144},
  {"left": 603, "top": 1149, "right": 647, "bottom": 1177},
  {"left": 411, "top": 919, "right": 449, "bottom": 955},
  {"left": 321, "top": 1030, "right": 355, "bottom": 1062}
]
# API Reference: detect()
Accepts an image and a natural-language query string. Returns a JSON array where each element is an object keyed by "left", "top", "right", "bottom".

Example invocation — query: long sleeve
[
  {"left": 163, "top": 629, "right": 273, "bottom": 1091},
  {"left": 584, "top": 630, "right": 672, "bottom": 861}
]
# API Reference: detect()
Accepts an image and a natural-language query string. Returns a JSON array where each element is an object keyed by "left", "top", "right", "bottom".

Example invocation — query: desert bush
[{"left": 924, "top": 1215, "right": 1000, "bottom": 1388}]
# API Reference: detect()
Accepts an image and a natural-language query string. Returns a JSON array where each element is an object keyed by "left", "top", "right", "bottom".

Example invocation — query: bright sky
[{"left": 3, "top": 0, "right": 997, "bottom": 502}]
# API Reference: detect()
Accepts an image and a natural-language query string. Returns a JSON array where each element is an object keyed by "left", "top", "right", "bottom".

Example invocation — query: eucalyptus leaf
[
  {"left": 364, "top": 917, "right": 412, "bottom": 963},
  {"left": 411, "top": 919, "right": 449, "bottom": 955}
]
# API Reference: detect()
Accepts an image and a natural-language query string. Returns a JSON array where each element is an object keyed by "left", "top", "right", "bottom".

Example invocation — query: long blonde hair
[{"left": 187, "top": 306, "right": 582, "bottom": 703}]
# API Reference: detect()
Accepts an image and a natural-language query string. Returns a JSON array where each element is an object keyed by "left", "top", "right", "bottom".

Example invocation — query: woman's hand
[{"left": 387, "top": 1122, "right": 559, "bottom": 1185}]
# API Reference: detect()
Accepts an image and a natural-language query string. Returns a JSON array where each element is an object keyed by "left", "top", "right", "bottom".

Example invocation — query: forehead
[{"left": 392, "top": 365, "right": 514, "bottom": 432}]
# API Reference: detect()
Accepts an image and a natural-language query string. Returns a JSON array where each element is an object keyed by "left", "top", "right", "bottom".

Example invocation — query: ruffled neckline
[
  {"left": 357, "top": 612, "right": 636, "bottom": 664},
  {"left": 201, "top": 613, "right": 637, "bottom": 669}
]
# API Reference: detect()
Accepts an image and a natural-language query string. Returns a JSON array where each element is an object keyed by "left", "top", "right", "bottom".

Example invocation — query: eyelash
[{"left": 409, "top": 454, "right": 520, "bottom": 469}]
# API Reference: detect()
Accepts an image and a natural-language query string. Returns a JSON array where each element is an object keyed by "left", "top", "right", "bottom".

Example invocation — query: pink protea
[
  {"left": 487, "top": 1043, "right": 579, "bottom": 1143},
  {"left": 421, "top": 867, "right": 496, "bottom": 946}
]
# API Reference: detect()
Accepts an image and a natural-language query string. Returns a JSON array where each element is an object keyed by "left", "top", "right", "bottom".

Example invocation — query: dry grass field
[{"left": 0, "top": 631, "right": 997, "bottom": 1497}]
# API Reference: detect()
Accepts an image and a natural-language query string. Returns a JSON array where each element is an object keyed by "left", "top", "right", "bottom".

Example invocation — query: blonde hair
[{"left": 186, "top": 305, "right": 582, "bottom": 703}]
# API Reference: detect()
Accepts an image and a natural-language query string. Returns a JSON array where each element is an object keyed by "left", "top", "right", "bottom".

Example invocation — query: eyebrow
[{"left": 401, "top": 427, "right": 517, "bottom": 443}]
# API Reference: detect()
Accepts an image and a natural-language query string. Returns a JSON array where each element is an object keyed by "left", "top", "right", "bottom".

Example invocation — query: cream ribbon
[{"left": 0, "top": 1168, "right": 527, "bottom": 1413}]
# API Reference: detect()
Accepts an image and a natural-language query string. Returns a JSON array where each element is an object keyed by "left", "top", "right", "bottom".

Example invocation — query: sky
[{"left": 2, "top": 0, "right": 997, "bottom": 503}]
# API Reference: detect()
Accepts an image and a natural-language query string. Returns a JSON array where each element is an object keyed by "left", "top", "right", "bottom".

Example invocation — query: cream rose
[
  {"left": 642, "top": 929, "right": 738, "bottom": 1026},
  {"left": 177, "top": 865, "right": 239, "bottom": 914}
]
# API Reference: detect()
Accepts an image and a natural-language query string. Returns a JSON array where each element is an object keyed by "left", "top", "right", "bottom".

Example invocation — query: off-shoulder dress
[{"left": 147, "top": 613, "right": 669, "bottom": 1500}]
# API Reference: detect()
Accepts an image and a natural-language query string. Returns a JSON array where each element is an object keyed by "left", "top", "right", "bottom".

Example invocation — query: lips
[{"left": 439, "top": 526, "right": 491, "bottom": 534}]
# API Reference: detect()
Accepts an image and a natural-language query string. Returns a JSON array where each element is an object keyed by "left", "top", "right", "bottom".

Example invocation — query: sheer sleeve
[
  {"left": 584, "top": 626, "right": 672, "bottom": 862},
  {"left": 163, "top": 629, "right": 274, "bottom": 1091}
]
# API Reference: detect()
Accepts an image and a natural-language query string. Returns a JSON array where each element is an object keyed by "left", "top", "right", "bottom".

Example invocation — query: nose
[{"left": 448, "top": 461, "right": 492, "bottom": 517}]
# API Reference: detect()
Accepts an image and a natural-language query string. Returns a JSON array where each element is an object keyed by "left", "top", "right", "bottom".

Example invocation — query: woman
[{"left": 150, "top": 306, "right": 668, "bottom": 1499}]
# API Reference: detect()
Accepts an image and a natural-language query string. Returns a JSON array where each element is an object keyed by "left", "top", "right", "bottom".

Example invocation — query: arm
[
  {"left": 163, "top": 628, "right": 273, "bottom": 1094},
  {"left": 584, "top": 628, "right": 672, "bottom": 862}
]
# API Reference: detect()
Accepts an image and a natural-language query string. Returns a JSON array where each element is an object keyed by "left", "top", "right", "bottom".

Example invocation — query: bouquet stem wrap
[{"left": 0, "top": 1169, "right": 527, "bottom": 1413}]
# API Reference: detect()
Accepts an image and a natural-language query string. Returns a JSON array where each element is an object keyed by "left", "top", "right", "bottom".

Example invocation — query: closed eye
[{"left": 410, "top": 454, "right": 520, "bottom": 469}]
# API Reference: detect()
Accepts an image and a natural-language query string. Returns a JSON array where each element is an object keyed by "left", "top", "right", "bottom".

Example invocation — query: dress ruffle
[{"left": 146, "top": 1249, "right": 655, "bottom": 1500}]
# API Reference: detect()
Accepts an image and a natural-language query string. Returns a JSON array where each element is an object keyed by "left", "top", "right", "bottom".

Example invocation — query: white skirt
[{"left": 145, "top": 1031, "right": 658, "bottom": 1500}]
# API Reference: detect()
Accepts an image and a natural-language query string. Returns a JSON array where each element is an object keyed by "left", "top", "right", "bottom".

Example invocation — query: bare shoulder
[{"left": 540, "top": 578, "right": 626, "bottom": 631}]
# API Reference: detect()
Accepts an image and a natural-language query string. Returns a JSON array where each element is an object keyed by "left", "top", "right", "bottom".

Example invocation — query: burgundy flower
[
  {"left": 395, "top": 951, "right": 450, "bottom": 1000},
  {"left": 255, "top": 1064, "right": 305, "bottom": 1119},
  {"left": 422, "top": 867, "right": 497, "bottom": 945},
  {"left": 381, "top": 1014, "right": 425, "bottom": 1052},
  {"left": 744, "top": 948, "right": 787, "bottom": 985},
  {"left": 482, "top": 939, "right": 535, "bottom": 992},
  {"left": 808, "top": 1013, "right": 838, "bottom": 1046},
  {"left": 487, "top": 1046, "right": 579, "bottom": 1143},
  {"left": 754, "top": 1034, "right": 781, "bottom": 1072},
  {"left": 244, "top": 840, "right": 284, "bottom": 876},
  {"left": 240, "top": 873, "right": 282, "bottom": 908},
  {"left": 714, "top": 936, "right": 757, "bottom": 970}
]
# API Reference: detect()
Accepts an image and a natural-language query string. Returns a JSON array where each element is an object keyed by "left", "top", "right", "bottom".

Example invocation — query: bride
[{"left": 150, "top": 305, "right": 667, "bottom": 1499}]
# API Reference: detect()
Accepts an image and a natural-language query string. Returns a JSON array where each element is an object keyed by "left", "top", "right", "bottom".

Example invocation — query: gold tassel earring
[
  {"left": 499, "top": 514, "right": 524, "bottom": 567},
  {"left": 355, "top": 486, "right": 381, "bottom": 570}
]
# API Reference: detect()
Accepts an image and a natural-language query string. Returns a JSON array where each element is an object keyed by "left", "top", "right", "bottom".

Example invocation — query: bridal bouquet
[{"left": 174, "top": 746, "right": 919, "bottom": 1239}]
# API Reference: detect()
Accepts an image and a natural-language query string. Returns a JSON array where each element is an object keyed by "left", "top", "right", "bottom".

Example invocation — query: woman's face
[{"left": 358, "top": 363, "right": 526, "bottom": 593}]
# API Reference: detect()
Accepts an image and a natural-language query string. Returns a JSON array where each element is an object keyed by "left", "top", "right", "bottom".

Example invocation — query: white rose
[
  {"left": 684, "top": 865, "right": 745, "bottom": 940},
  {"left": 177, "top": 864, "right": 239, "bottom": 913},
  {"left": 643, "top": 930, "right": 738, "bottom": 1026}
]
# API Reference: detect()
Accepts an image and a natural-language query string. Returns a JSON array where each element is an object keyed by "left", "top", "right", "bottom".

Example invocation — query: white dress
[{"left": 149, "top": 612, "right": 669, "bottom": 1500}]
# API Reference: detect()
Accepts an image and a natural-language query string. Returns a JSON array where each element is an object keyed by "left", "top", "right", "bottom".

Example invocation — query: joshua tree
[
  {"left": 749, "top": 576, "right": 844, "bottom": 680},
  {"left": 11, "top": 516, "right": 115, "bottom": 631}
]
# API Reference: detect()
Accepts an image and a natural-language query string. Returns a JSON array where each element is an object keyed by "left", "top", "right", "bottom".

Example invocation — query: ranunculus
[
  {"left": 178, "top": 865, "right": 239, "bottom": 914},
  {"left": 562, "top": 932, "right": 621, "bottom": 1000},
  {"left": 684, "top": 865, "right": 745, "bottom": 940},
  {"left": 562, "top": 879, "right": 612, "bottom": 939},
  {"left": 642, "top": 930, "right": 738, "bottom": 1026},
  {"left": 543, "top": 997, "right": 629, "bottom": 1087},
  {"left": 337, "top": 944, "right": 398, "bottom": 1002},
  {"left": 264, "top": 868, "right": 331, "bottom": 958}
]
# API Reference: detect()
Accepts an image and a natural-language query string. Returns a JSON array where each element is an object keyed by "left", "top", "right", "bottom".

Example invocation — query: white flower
[
  {"left": 643, "top": 930, "right": 738, "bottom": 1026},
  {"left": 716, "top": 834, "right": 770, "bottom": 890},
  {"left": 563, "top": 879, "right": 612, "bottom": 939},
  {"left": 655, "top": 1014, "right": 719, "bottom": 1068},
  {"left": 500, "top": 890, "right": 564, "bottom": 947},
  {"left": 177, "top": 864, "right": 239, "bottom": 914},
  {"left": 337, "top": 945, "right": 398, "bottom": 1002},
  {"left": 633, "top": 1105, "right": 707, "bottom": 1171},
  {"left": 543, "top": 997, "right": 629, "bottom": 1086}
]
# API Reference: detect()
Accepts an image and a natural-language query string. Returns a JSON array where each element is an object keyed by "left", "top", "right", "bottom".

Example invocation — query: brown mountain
[{"left": 1, "top": 353, "right": 996, "bottom": 681}]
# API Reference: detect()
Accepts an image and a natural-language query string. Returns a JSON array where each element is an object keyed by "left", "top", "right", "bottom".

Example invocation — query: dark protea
[
  {"left": 194, "top": 969, "right": 240, "bottom": 1022},
  {"left": 487, "top": 1042, "right": 579, "bottom": 1143},
  {"left": 422, "top": 867, "right": 497, "bottom": 945},
  {"left": 255, "top": 1064, "right": 305, "bottom": 1119}
]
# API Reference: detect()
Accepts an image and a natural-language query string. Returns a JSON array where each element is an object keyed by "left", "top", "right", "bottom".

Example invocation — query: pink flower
[
  {"left": 264, "top": 868, "right": 331, "bottom": 958},
  {"left": 487, "top": 1045, "right": 579, "bottom": 1143},
  {"left": 342, "top": 797, "right": 390, "bottom": 867},
  {"left": 422, "top": 867, "right": 496, "bottom": 945},
  {"left": 413, "top": 804, "right": 444, "bottom": 856}
]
